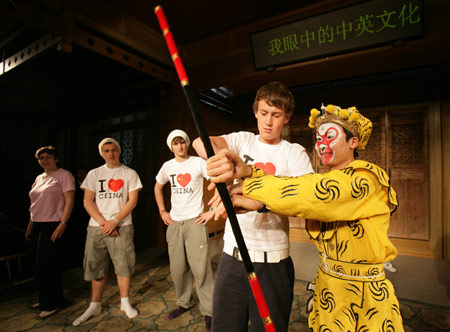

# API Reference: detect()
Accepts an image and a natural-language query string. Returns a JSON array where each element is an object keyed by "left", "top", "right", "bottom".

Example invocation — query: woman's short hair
[{"left": 35, "top": 145, "right": 58, "bottom": 159}]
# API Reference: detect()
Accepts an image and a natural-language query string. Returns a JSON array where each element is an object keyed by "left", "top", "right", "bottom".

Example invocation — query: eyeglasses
[{"left": 37, "top": 156, "right": 54, "bottom": 160}]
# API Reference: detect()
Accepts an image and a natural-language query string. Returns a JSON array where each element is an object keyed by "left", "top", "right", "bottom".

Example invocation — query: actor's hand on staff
[
  {"left": 207, "top": 182, "right": 244, "bottom": 208},
  {"left": 231, "top": 195, "right": 264, "bottom": 214},
  {"left": 50, "top": 222, "right": 67, "bottom": 242},
  {"left": 208, "top": 182, "right": 248, "bottom": 220},
  {"left": 210, "top": 194, "right": 264, "bottom": 221},
  {"left": 160, "top": 211, "right": 173, "bottom": 225},
  {"left": 207, "top": 183, "right": 231, "bottom": 219},
  {"left": 206, "top": 149, "right": 252, "bottom": 183},
  {"left": 195, "top": 210, "right": 214, "bottom": 225}
]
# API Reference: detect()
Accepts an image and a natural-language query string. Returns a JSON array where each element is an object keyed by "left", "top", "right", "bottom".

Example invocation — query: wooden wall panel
[
  {"left": 442, "top": 100, "right": 450, "bottom": 260},
  {"left": 390, "top": 170, "right": 429, "bottom": 240},
  {"left": 185, "top": 2, "right": 450, "bottom": 97},
  {"left": 388, "top": 109, "right": 429, "bottom": 240},
  {"left": 358, "top": 113, "right": 386, "bottom": 168}
]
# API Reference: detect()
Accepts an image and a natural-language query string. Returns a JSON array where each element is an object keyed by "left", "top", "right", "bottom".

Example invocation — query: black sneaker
[
  {"left": 205, "top": 315, "right": 212, "bottom": 332},
  {"left": 167, "top": 306, "right": 189, "bottom": 320}
]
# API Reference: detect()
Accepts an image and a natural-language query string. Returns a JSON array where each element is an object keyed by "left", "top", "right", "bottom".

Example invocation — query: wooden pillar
[{"left": 442, "top": 99, "right": 450, "bottom": 260}]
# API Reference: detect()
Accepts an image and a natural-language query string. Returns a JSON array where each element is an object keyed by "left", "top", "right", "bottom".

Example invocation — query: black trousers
[
  {"left": 212, "top": 252, "right": 295, "bottom": 332},
  {"left": 31, "top": 222, "right": 64, "bottom": 311}
]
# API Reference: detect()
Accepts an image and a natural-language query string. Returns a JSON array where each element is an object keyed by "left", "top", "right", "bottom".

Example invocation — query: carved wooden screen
[
  {"left": 358, "top": 112, "right": 386, "bottom": 169},
  {"left": 388, "top": 108, "right": 429, "bottom": 240}
]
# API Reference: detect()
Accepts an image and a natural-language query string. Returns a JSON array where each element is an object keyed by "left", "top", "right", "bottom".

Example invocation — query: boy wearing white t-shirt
[
  {"left": 154, "top": 129, "right": 214, "bottom": 331},
  {"left": 73, "top": 138, "right": 142, "bottom": 326},
  {"left": 193, "top": 82, "right": 313, "bottom": 332}
]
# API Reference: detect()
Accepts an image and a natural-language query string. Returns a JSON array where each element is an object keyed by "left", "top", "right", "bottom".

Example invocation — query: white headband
[
  {"left": 98, "top": 137, "right": 121, "bottom": 156},
  {"left": 166, "top": 129, "right": 190, "bottom": 151}
]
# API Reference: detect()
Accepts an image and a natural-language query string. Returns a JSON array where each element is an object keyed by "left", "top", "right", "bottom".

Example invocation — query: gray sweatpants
[{"left": 166, "top": 217, "right": 214, "bottom": 316}]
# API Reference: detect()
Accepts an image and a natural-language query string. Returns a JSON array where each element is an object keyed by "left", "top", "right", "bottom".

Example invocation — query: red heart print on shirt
[
  {"left": 177, "top": 173, "right": 191, "bottom": 187},
  {"left": 108, "top": 179, "right": 124, "bottom": 192},
  {"left": 254, "top": 162, "right": 276, "bottom": 175}
]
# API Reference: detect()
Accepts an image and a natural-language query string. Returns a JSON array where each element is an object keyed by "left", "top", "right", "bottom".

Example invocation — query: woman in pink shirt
[{"left": 25, "top": 146, "right": 75, "bottom": 318}]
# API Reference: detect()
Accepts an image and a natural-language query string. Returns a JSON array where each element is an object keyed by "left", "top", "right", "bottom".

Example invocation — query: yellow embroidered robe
[{"left": 243, "top": 160, "right": 404, "bottom": 332}]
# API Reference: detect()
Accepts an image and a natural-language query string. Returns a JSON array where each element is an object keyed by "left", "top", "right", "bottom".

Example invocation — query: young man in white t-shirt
[
  {"left": 155, "top": 129, "right": 215, "bottom": 332},
  {"left": 73, "top": 138, "right": 143, "bottom": 326},
  {"left": 193, "top": 82, "right": 313, "bottom": 332}
]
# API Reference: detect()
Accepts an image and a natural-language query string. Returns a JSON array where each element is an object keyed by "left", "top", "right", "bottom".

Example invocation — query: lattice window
[
  {"left": 96, "top": 113, "right": 147, "bottom": 169},
  {"left": 122, "top": 129, "right": 134, "bottom": 166},
  {"left": 391, "top": 123, "right": 424, "bottom": 166}
]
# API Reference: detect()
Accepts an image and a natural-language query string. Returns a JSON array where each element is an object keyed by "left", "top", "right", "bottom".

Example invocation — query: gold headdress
[{"left": 308, "top": 104, "right": 372, "bottom": 149}]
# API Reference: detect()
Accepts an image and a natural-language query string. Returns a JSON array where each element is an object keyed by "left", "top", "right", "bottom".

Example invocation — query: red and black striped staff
[{"left": 154, "top": 5, "right": 276, "bottom": 332}]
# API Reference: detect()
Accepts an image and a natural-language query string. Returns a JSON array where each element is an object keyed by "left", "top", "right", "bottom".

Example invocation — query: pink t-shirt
[{"left": 29, "top": 168, "right": 75, "bottom": 222}]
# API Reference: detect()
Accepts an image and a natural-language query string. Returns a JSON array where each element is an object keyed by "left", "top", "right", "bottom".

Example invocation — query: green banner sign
[{"left": 250, "top": 0, "right": 423, "bottom": 70}]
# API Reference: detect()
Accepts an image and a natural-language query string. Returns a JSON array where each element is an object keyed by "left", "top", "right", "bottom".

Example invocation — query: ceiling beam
[
  {"left": 72, "top": 28, "right": 175, "bottom": 83},
  {"left": 1, "top": 33, "right": 61, "bottom": 75},
  {"left": 7, "top": 0, "right": 176, "bottom": 83}
]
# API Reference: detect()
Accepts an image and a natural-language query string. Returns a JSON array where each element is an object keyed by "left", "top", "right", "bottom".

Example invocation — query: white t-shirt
[
  {"left": 81, "top": 164, "right": 143, "bottom": 226},
  {"left": 155, "top": 156, "right": 209, "bottom": 221},
  {"left": 222, "top": 131, "right": 313, "bottom": 251}
]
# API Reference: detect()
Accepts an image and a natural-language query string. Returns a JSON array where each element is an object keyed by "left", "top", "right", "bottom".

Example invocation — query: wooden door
[{"left": 388, "top": 108, "right": 429, "bottom": 240}]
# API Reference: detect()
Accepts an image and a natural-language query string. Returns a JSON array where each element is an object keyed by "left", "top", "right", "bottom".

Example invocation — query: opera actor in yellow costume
[{"left": 206, "top": 104, "right": 404, "bottom": 332}]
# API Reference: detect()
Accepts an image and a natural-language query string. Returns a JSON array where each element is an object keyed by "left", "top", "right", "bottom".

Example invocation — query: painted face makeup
[{"left": 315, "top": 123, "right": 344, "bottom": 165}]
